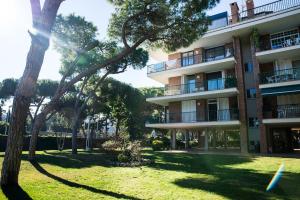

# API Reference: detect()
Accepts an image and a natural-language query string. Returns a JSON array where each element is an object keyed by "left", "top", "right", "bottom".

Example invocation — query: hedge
[{"left": 0, "top": 135, "right": 107, "bottom": 152}]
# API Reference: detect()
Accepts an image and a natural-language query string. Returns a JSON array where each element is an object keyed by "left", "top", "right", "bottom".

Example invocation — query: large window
[
  {"left": 208, "top": 12, "right": 228, "bottom": 31},
  {"left": 181, "top": 51, "right": 194, "bottom": 67},
  {"left": 205, "top": 46, "right": 225, "bottom": 62}
]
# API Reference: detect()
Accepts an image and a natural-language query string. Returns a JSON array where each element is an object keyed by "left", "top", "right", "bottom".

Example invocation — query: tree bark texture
[{"left": 1, "top": 0, "right": 63, "bottom": 186}]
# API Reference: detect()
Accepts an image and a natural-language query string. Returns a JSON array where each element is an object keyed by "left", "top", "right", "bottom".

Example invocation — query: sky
[{"left": 0, "top": 0, "right": 277, "bottom": 88}]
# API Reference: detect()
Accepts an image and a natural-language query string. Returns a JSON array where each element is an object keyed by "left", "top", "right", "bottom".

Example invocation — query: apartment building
[{"left": 146, "top": 0, "right": 300, "bottom": 154}]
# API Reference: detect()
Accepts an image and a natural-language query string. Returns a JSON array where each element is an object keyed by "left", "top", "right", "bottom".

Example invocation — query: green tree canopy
[{"left": 108, "top": 0, "right": 219, "bottom": 51}]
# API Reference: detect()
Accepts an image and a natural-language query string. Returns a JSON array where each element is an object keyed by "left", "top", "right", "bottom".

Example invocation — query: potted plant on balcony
[
  {"left": 225, "top": 76, "right": 237, "bottom": 88},
  {"left": 251, "top": 28, "right": 260, "bottom": 50}
]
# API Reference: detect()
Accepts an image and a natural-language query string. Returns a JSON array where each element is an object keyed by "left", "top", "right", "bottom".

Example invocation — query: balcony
[
  {"left": 147, "top": 77, "right": 238, "bottom": 106},
  {"left": 259, "top": 67, "right": 300, "bottom": 95},
  {"left": 256, "top": 29, "right": 300, "bottom": 62},
  {"left": 165, "top": 77, "right": 236, "bottom": 96},
  {"left": 145, "top": 109, "right": 240, "bottom": 129},
  {"left": 147, "top": 47, "right": 234, "bottom": 74},
  {"left": 231, "top": 0, "right": 300, "bottom": 24},
  {"left": 260, "top": 67, "right": 300, "bottom": 85},
  {"left": 263, "top": 104, "right": 300, "bottom": 124}
]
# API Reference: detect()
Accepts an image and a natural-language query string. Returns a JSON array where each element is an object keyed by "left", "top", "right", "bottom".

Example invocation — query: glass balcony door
[
  {"left": 206, "top": 72, "right": 224, "bottom": 91},
  {"left": 186, "top": 75, "right": 196, "bottom": 93},
  {"left": 207, "top": 99, "right": 218, "bottom": 121},
  {"left": 181, "top": 51, "right": 194, "bottom": 67},
  {"left": 182, "top": 100, "right": 196, "bottom": 122}
]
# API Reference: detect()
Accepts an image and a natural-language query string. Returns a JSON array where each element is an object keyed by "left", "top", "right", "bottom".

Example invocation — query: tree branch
[{"left": 33, "top": 96, "right": 46, "bottom": 120}]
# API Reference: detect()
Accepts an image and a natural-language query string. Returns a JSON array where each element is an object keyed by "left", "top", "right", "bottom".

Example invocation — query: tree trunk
[
  {"left": 115, "top": 119, "right": 120, "bottom": 138},
  {"left": 71, "top": 112, "right": 80, "bottom": 155},
  {"left": 28, "top": 113, "right": 46, "bottom": 160},
  {"left": 0, "top": 0, "right": 63, "bottom": 186},
  {"left": 1, "top": 42, "right": 51, "bottom": 186}
]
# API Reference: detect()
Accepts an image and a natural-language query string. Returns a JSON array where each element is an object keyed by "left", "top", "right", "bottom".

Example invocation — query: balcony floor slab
[
  {"left": 145, "top": 120, "right": 240, "bottom": 129},
  {"left": 146, "top": 88, "right": 238, "bottom": 106}
]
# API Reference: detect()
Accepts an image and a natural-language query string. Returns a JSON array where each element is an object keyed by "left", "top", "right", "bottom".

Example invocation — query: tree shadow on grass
[
  {"left": 30, "top": 161, "right": 142, "bottom": 200},
  {"left": 172, "top": 169, "right": 300, "bottom": 200},
  {"left": 148, "top": 151, "right": 300, "bottom": 199},
  {"left": 23, "top": 150, "right": 117, "bottom": 169},
  {"left": 148, "top": 151, "right": 254, "bottom": 174},
  {"left": 1, "top": 185, "right": 32, "bottom": 200}
]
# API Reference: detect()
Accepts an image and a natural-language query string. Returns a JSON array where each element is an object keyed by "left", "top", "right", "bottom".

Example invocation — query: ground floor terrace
[
  {"left": 1, "top": 149, "right": 299, "bottom": 200},
  {"left": 261, "top": 93, "right": 300, "bottom": 154}
]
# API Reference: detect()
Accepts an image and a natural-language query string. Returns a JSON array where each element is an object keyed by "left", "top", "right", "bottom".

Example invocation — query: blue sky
[{"left": 0, "top": 0, "right": 276, "bottom": 88}]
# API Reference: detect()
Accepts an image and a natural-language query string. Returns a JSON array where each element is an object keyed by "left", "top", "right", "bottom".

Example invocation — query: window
[
  {"left": 181, "top": 51, "right": 194, "bottom": 67},
  {"left": 204, "top": 46, "right": 225, "bottom": 62},
  {"left": 248, "top": 117, "right": 258, "bottom": 128},
  {"left": 208, "top": 12, "right": 228, "bottom": 30},
  {"left": 247, "top": 88, "right": 256, "bottom": 99},
  {"left": 245, "top": 63, "right": 253, "bottom": 72}
]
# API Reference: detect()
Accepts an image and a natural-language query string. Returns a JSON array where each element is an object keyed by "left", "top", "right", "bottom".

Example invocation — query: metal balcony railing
[
  {"left": 146, "top": 109, "right": 239, "bottom": 124},
  {"left": 259, "top": 67, "right": 300, "bottom": 84},
  {"left": 147, "top": 48, "right": 234, "bottom": 74},
  {"left": 230, "top": 0, "right": 300, "bottom": 23},
  {"left": 163, "top": 77, "right": 237, "bottom": 96},
  {"left": 263, "top": 104, "right": 300, "bottom": 119}
]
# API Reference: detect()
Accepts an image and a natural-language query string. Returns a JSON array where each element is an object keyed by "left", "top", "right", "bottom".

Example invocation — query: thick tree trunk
[
  {"left": 1, "top": 41, "right": 50, "bottom": 186},
  {"left": 0, "top": 0, "right": 63, "bottom": 186}
]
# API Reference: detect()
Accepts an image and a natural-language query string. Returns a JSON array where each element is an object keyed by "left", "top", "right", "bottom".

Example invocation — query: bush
[
  {"left": 176, "top": 140, "right": 185, "bottom": 149},
  {"left": 152, "top": 139, "right": 164, "bottom": 151},
  {"left": 102, "top": 139, "right": 123, "bottom": 151},
  {"left": 117, "top": 141, "right": 142, "bottom": 163},
  {"left": 0, "top": 121, "right": 8, "bottom": 134},
  {"left": 117, "top": 153, "right": 130, "bottom": 163}
]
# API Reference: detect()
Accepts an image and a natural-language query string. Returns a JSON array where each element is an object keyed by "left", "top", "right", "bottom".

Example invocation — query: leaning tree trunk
[
  {"left": 28, "top": 99, "right": 56, "bottom": 160},
  {"left": 0, "top": 0, "right": 63, "bottom": 186},
  {"left": 1, "top": 39, "right": 50, "bottom": 186},
  {"left": 28, "top": 112, "right": 47, "bottom": 160}
]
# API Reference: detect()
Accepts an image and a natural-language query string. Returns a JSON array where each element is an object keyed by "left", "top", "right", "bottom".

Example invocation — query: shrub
[
  {"left": 161, "top": 136, "right": 170, "bottom": 149},
  {"left": 176, "top": 140, "right": 185, "bottom": 149},
  {"left": 117, "top": 141, "right": 142, "bottom": 163},
  {"left": 0, "top": 121, "right": 8, "bottom": 134},
  {"left": 102, "top": 139, "right": 123, "bottom": 151},
  {"left": 127, "top": 141, "right": 141, "bottom": 162},
  {"left": 117, "top": 153, "right": 130, "bottom": 163},
  {"left": 152, "top": 139, "right": 164, "bottom": 151}
]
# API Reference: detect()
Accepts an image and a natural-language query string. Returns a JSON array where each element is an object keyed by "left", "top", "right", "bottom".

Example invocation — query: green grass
[{"left": 0, "top": 149, "right": 300, "bottom": 200}]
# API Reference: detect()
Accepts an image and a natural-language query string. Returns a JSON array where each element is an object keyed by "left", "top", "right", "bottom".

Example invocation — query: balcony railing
[
  {"left": 263, "top": 104, "right": 300, "bottom": 119},
  {"left": 164, "top": 77, "right": 237, "bottom": 96},
  {"left": 259, "top": 67, "right": 300, "bottom": 84},
  {"left": 146, "top": 109, "right": 239, "bottom": 124},
  {"left": 231, "top": 0, "right": 300, "bottom": 24},
  {"left": 260, "top": 29, "right": 300, "bottom": 51},
  {"left": 147, "top": 48, "right": 234, "bottom": 74}
]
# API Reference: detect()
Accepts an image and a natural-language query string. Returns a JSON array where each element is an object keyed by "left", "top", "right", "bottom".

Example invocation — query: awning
[{"left": 261, "top": 85, "right": 300, "bottom": 96}]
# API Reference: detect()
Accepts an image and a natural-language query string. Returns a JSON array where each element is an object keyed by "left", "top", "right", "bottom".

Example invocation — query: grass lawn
[{"left": 0, "top": 149, "right": 300, "bottom": 200}]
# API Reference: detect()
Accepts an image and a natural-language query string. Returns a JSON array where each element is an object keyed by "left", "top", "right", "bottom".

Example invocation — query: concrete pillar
[
  {"left": 185, "top": 130, "right": 189, "bottom": 149},
  {"left": 233, "top": 37, "right": 249, "bottom": 154},
  {"left": 204, "top": 130, "right": 208, "bottom": 151},
  {"left": 171, "top": 131, "right": 176, "bottom": 149},
  {"left": 250, "top": 37, "right": 268, "bottom": 153}
]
